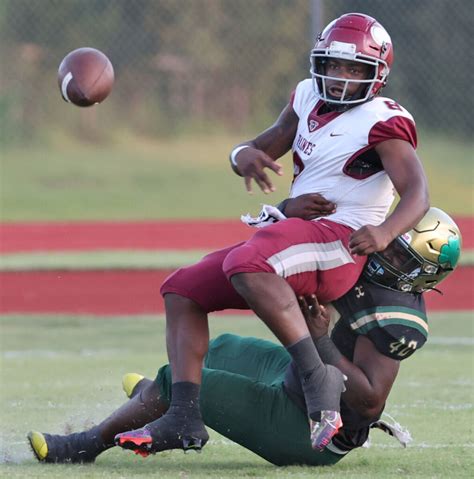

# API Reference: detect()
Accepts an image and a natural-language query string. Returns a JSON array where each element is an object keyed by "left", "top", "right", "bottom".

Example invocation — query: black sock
[
  {"left": 88, "top": 425, "right": 114, "bottom": 451},
  {"left": 286, "top": 335, "right": 324, "bottom": 378},
  {"left": 137, "top": 381, "right": 208, "bottom": 452},
  {"left": 169, "top": 381, "right": 202, "bottom": 418}
]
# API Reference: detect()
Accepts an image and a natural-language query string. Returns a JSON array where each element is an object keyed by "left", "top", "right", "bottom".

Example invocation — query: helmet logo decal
[
  {"left": 439, "top": 236, "right": 461, "bottom": 268},
  {"left": 370, "top": 25, "right": 392, "bottom": 47}
]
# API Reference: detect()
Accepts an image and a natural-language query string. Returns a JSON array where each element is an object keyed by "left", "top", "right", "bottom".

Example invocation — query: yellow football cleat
[
  {"left": 122, "top": 373, "right": 145, "bottom": 399},
  {"left": 28, "top": 431, "right": 49, "bottom": 461}
]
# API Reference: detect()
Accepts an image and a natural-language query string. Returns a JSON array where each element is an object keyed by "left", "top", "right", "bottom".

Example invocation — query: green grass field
[
  {"left": 1, "top": 130, "right": 473, "bottom": 478},
  {"left": 1, "top": 312, "right": 473, "bottom": 478},
  {"left": 1, "top": 132, "right": 473, "bottom": 221}
]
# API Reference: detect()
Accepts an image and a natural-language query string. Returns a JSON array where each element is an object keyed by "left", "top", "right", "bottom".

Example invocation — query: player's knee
[
  {"left": 228, "top": 272, "right": 253, "bottom": 298},
  {"left": 223, "top": 243, "right": 273, "bottom": 298},
  {"left": 222, "top": 242, "right": 273, "bottom": 280},
  {"left": 139, "top": 380, "right": 162, "bottom": 403}
]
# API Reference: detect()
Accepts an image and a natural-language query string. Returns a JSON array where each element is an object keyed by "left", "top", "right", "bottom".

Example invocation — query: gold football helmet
[{"left": 365, "top": 208, "right": 462, "bottom": 293}]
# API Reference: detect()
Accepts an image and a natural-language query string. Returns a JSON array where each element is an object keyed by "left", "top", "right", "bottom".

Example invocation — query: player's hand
[
  {"left": 349, "top": 224, "right": 393, "bottom": 256},
  {"left": 298, "top": 295, "right": 330, "bottom": 339},
  {"left": 234, "top": 147, "right": 283, "bottom": 194},
  {"left": 284, "top": 194, "right": 336, "bottom": 220}
]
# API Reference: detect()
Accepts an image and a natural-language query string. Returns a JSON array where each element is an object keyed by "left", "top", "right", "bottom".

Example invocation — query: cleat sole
[
  {"left": 134, "top": 449, "right": 151, "bottom": 458},
  {"left": 183, "top": 437, "right": 203, "bottom": 451},
  {"left": 117, "top": 436, "right": 152, "bottom": 448}
]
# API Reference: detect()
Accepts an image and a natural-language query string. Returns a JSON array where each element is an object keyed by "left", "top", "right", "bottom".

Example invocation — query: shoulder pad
[
  {"left": 370, "top": 97, "right": 414, "bottom": 120},
  {"left": 292, "top": 79, "right": 318, "bottom": 117},
  {"left": 349, "top": 306, "right": 428, "bottom": 360}
]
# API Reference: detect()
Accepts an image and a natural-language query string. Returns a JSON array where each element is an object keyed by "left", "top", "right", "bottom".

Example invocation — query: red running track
[
  {"left": 1, "top": 217, "right": 473, "bottom": 253},
  {"left": 0, "top": 220, "right": 253, "bottom": 252},
  {"left": 1, "top": 267, "right": 472, "bottom": 314}
]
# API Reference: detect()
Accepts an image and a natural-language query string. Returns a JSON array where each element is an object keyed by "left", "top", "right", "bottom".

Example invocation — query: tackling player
[
  {"left": 27, "top": 207, "right": 462, "bottom": 465},
  {"left": 152, "top": 13, "right": 429, "bottom": 453}
]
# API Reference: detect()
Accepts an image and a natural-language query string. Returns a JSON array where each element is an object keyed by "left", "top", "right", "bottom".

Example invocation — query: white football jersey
[{"left": 290, "top": 79, "right": 417, "bottom": 230}]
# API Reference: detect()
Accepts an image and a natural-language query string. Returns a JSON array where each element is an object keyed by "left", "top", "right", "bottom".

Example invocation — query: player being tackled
[
  {"left": 27, "top": 207, "right": 462, "bottom": 465},
  {"left": 154, "top": 11, "right": 429, "bottom": 457}
]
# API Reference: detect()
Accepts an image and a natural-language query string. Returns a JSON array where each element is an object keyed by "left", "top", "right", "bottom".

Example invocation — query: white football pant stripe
[{"left": 266, "top": 241, "right": 354, "bottom": 278}]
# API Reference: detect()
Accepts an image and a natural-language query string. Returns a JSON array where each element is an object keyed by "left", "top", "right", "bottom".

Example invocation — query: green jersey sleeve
[{"left": 332, "top": 278, "right": 428, "bottom": 361}]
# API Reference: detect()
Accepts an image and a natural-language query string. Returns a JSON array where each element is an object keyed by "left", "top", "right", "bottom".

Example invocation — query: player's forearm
[
  {"left": 252, "top": 128, "right": 293, "bottom": 160},
  {"left": 315, "top": 335, "right": 386, "bottom": 418},
  {"left": 380, "top": 186, "right": 429, "bottom": 241},
  {"left": 229, "top": 103, "right": 297, "bottom": 176},
  {"left": 380, "top": 142, "right": 430, "bottom": 240},
  {"left": 230, "top": 127, "right": 292, "bottom": 164},
  {"left": 254, "top": 103, "right": 298, "bottom": 158},
  {"left": 229, "top": 142, "right": 254, "bottom": 176},
  {"left": 229, "top": 134, "right": 289, "bottom": 178},
  {"left": 335, "top": 355, "right": 386, "bottom": 419}
]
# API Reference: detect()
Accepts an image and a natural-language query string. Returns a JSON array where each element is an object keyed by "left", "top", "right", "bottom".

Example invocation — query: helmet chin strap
[
  {"left": 416, "top": 286, "right": 443, "bottom": 295},
  {"left": 323, "top": 99, "right": 357, "bottom": 112}
]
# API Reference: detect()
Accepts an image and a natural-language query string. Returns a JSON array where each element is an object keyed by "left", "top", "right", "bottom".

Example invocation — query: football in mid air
[{"left": 57, "top": 48, "right": 114, "bottom": 107}]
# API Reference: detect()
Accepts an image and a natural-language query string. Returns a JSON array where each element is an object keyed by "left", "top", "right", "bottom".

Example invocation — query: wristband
[
  {"left": 230, "top": 145, "right": 250, "bottom": 167},
  {"left": 314, "top": 335, "right": 343, "bottom": 365},
  {"left": 276, "top": 198, "right": 290, "bottom": 215}
]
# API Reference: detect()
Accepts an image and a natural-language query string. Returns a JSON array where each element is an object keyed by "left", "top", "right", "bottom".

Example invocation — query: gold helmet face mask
[{"left": 365, "top": 208, "right": 462, "bottom": 293}]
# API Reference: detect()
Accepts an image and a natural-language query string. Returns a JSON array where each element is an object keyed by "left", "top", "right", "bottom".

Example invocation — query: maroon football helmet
[{"left": 310, "top": 13, "right": 393, "bottom": 109}]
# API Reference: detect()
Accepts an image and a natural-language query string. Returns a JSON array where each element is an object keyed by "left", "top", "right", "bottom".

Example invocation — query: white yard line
[
  {"left": 3, "top": 335, "right": 472, "bottom": 360},
  {"left": 428, "top": 337, "right": 474, "bottom": 345}
]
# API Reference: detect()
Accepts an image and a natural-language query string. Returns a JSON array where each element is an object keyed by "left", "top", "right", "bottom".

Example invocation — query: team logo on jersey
[
  {"left": 296, "top": 134, "right": 316, "bottom": 155},
  {"left": 355, "top": 285, "right": 365, "bottom": 298},
  {"left": 309, "top": 120, "right": 319, "bottom": 132}
]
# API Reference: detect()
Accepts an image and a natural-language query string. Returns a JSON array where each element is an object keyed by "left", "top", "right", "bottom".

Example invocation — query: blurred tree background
[{"left": 0, "top": 0, "right": 472, "bottom": 219}]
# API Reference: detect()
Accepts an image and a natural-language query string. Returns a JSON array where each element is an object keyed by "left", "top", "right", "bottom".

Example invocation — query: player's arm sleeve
[
  {"left": 369, "top": 116, "right": 418, "bottom": 149},
  {"left": 275, "top": 198, "right": 290, "bottom": 214},
  {"left": 365, "top": 317, "right": 428, "bottom": 360}
]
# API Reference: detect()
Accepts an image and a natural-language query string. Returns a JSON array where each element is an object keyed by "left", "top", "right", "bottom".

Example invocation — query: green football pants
[{"left": 155, "top": 334, "right": 344, "bottom": 466}]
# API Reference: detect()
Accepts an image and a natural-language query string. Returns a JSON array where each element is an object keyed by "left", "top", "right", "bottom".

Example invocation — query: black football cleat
[
  {"left": 114, "top": 426, "right": 156, "bottom": 458},
  {"left": 27, "top": 426, "right": 105, "bottom": 463},
  {"left": 115, "top": 412, "right": 209, "bottom": 457}
]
